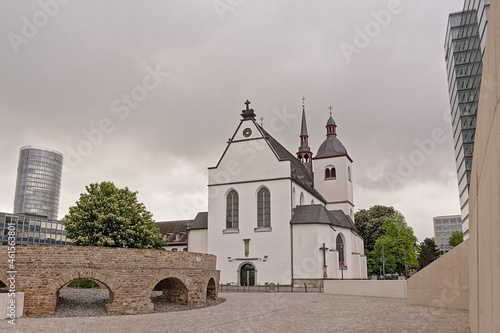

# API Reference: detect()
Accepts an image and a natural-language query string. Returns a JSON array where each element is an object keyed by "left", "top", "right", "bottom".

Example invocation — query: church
[{"left": 188, "top": 100, "right": 367, "bottom": 286}]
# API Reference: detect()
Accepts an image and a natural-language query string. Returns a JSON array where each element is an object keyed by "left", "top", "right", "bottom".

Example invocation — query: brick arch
[
  {"left": 152, "top": 277, "right": 189, "bottom": 305},
  {"left": 51, "top": 269, "right": 116, "bottom": 294},
  {"left": 206, "top": 277, "right": 217, "bottom": 300},
  {"left": 1, "top": 246, "right": 219, "bottom": 316}
]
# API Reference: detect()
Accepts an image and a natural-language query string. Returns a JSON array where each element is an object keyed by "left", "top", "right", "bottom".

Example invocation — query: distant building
[
  {"left": 156, "top": 219, "right": 190, "bottom": 251},
  {"left": 13, "top": 145, "right": 63, "bottom": 220},
  {"left": 433, "top": 215, "right": 462, "bottom": 255},
  {"left": 0, "top": 212, "right": 68, "bottom": 246},
  {"left": 444, "top": 1, "right": 489, "bottom": 239}
]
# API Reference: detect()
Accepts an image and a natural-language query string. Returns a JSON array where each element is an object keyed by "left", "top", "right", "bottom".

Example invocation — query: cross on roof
[
  {"left": 245, "top": 100, "right": 251, "bottom": 111},
  {"left": 328, "top": 106, "right": 333, "bottom": 116},
  {"left": 302, "top": 96, "right": 306, "bottom": 106},
  {"left": 260, "top": 117, "right": 264, "bottom": 127}
]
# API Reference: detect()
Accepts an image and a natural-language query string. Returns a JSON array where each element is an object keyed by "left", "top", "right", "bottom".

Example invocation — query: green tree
[
  {"left": 354, "top": 205, "right": 398, "bottom": 252},
  {"left": 418, "top": 238, "right": 440, "bottom": 270},
  {"left": 372, "top": 213, "right": 418, "bottom": 276},
  {"left": 448, "top": 231, "right": 464, "bottom": 247},
  {"left": 63, "top": 181, "right": 164, "bottom": 249}
]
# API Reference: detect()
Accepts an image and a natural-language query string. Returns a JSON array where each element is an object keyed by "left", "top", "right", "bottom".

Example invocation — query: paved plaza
[{"left": 1, "top": 293, "right": 469, "bottom": 333}]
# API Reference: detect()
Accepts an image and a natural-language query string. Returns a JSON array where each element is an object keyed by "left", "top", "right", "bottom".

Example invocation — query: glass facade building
[
  {"left": 444, "top": 0, "right": 489, "bottom": 239},
  {"left": 13, "top": 145, "right": 63, "bottom": 220},
  {"left": 433, "top": 215, "right": 463, "bottom": 255},
  {"left": 0, "top": 212, "right": 68, "bottom": 246}
]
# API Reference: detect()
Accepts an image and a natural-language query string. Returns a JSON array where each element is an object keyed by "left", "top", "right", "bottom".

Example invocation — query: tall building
[
  {"left": 13, "top": 145, "right": 63, "bottom": 220},
  {"left": 433, "top": 215, "right": 462, "bottom": 255},
  {"left": 0, "top": 212, "right": 68, "bottom": 246},
  {"left": 444, "top": 0, "right": 489, "bottom": 239}
]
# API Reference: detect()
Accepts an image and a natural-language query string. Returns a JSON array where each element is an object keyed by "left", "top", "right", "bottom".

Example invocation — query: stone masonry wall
[{"left": 0, "top": 246, "right": 219, "bottom": 316}]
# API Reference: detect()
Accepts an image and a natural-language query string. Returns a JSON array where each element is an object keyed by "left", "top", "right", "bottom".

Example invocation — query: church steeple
[
  {"left": 297, "top": 97, "right": 313, "bottom": 170},
  {"left": 326, "top": 106, "right": 337, "bottom": 136}
]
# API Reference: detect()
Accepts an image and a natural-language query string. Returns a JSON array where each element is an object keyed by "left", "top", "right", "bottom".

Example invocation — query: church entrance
[{"left": 240, "top": 264, "right": 255, "bottom": 286}]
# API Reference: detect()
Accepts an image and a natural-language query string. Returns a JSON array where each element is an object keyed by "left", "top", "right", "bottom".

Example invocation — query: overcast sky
[{"left": 0, "top": 0, "right": 465, "bottom": 242}]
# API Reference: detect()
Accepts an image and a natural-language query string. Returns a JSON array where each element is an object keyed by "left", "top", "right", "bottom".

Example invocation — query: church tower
[
  {"left": 312, "top": 108, "right": 354, "bottom": 219},
  {"left": 296, "top": 98, "right": 313, "bottom": 175}
]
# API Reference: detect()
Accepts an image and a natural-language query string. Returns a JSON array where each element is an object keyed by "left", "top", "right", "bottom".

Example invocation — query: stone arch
[
  {"left": 50, "top": 269, "right": 116, "bottom": 315},
  {"left": 152, "top": 277, "right": 189, "bottom": 305},
  {"left": 237, "top": 261, "right": 257, "bottom": 286},
  {"left": 206, "top": 278, "right": 217, "bottom": 300}
]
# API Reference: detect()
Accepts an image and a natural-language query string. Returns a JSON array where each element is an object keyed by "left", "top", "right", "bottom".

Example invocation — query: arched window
[
  {"left": 299, "top": 192, "right": 305, "bottom": 205},
  {"left": 292, "top": 187, "right": 296, "bottom": 208},
  {"left": 226, "top": 190, "right": 239, "bottom": 229},
  {"left": 336, "top": 234, "right": 345, "bottom": 264},
  {"left": 348, "top": 166, "right": 351, "bottom": 182},
  {"left": 257, "top": 187, "right": 271, "bottom": 227},
  {"left": 325, "top": 167, "right": 336, "bottom": 180}
]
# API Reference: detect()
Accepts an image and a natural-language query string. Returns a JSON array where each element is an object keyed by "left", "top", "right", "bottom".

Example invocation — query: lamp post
[{"left": 404, "top": 248, "right": 408, "bottom": 278}]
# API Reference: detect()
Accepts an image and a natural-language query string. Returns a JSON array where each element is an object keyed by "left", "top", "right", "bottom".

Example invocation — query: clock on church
[{"left": 243, "top": 128, "right": 252, "bottom": 137}]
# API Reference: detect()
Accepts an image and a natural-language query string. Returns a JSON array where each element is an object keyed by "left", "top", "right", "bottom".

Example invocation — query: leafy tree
[
  {"left": 418, "top": 238, "right": 440, "bottom": 270},
  {"left": 448, "top": 231, "right": 464, "bottom": 247},
  {"left": 354, "top": 205, "right": 398, "bottom": 252},
  {"left": 371, "top": 213, "right": 418, "bottom": 276},
  {"left": 63, "top": 181, "right": 164, "bottom": 249}
]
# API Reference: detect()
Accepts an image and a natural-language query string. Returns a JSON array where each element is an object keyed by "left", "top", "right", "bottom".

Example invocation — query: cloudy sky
[{"left": 0, "top": 0, "right": 465, "bottom": 241}]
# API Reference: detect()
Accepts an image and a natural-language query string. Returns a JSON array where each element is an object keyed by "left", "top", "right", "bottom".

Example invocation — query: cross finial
[
  {"left": 245, "top": 100, "right": 251, "bottom": 111},
  {"left": 328, "top": 105, "right": 333, "bottom": 116},
  {"left": 302, "top": 96, "right": 306, "bottom": 107},
  {"left": 260, "top": 117, "right": 264, "bottom": 127}
]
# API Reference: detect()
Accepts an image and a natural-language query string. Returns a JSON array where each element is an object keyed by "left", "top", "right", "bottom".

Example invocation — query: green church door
[{"left": 240, "top": 264, "right": 255, "bottom": 286}]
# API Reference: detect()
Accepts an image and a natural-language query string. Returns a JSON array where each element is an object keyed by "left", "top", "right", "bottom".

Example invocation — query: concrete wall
[
  {"left": 324, "top": 280, "right": 406, "bottom": 299},
  {"left": 407, "top": 241, "right": 469, "bottom": 310},
  {"left": 469, "top": 0, "right": 500, "bottom": 331}
]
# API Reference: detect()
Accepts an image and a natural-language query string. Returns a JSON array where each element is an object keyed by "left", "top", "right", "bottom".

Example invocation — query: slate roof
[
  {"left": 290, "top": 204, "right": 357, "bottom": 231},
  {"left": 189, "top": 212, "right": 208, "bottom": 230},
  {"left": 258, "top": 126, "right": 326, "bottom": 203},
  {"left": 315, "top": 135, "right": 348, "bottom": 159},
  {"left": 155, "top": 220, "right": 191, "bottom": 243}
]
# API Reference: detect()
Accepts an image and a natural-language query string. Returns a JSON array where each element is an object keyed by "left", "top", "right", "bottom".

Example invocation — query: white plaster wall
[
  {"left": 209, "top": 120, "right": 289, "bottom": 186},
  {"left": 292, "top": 224, "right": 364, "bottom": 280},
  {"left": 313, "top": 157, "right": 354, "bottom": 215},
  {"left": 291, "top": 184, "right": 322, "bottom": 208},
  {"left": 188, "top": 229, "right": 207, "bottom": 254},
  {"left": 207, "top": 179, "right": 293, "bottom": 285}
]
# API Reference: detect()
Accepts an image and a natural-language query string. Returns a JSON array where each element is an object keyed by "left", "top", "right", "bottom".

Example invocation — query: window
[
  {"left": 325, "top": 167, "right": 336, "bottom": 180},
  {"left": 336, "top": 234, "right": 345, "bottom": 264},
  {"left": 226, "top": 190, "right": 239, "bottom": 229},
  {"left": 348, "top": 166, "right": 352, "bottom": 182},
  {"left": 257, "top": 188, "right": 271, "bottom": 227}
]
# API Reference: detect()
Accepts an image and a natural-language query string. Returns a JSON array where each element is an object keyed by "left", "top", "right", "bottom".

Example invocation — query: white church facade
[{"left": 188, "top": 100, "right": 367, "bottom": 286}]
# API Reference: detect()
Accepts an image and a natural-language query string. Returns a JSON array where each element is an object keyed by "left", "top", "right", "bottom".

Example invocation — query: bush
[{"left": 68, "top": 279, "right": 99, "bottom": 289}]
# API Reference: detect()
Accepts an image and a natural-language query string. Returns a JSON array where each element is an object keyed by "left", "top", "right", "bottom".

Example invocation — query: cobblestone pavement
[{"left": 1, "top": 293, "right": 469, "bottom": 333}]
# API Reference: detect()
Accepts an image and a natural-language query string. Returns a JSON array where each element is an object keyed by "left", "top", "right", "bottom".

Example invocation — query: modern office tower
[
  {"left": 0, "top": 212, "right": 68, "bottom": 246},
  {"left": 13, "top": 145, "right": 63, "bottom": 220},
  {"left": 444, "top": 0, "right": 489, "bottom": 239},
  {"left": 433, "top": 215, "right": 463, "bottom": 255}
]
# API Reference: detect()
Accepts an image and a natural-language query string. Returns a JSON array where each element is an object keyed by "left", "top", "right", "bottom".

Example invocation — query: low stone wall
[
  {"left": 407, "top": 240, "right": 468, "bottom": 310},
  {"left": 0, "top": 246, "right": 219, "bottom": 316},
  {"left": 324, "top": 280, "right": 407, "bottom": 299}
]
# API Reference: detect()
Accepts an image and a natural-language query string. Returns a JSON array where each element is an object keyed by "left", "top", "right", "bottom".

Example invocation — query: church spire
[{"left": 297, "top": 97, "right": 313, "bottom": 171}]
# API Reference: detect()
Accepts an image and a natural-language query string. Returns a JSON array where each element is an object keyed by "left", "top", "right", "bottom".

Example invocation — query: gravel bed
[{"left": 51, "top": 288, "right": 225, "bottom": 318}]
